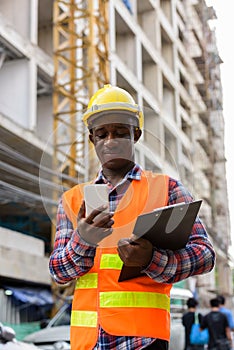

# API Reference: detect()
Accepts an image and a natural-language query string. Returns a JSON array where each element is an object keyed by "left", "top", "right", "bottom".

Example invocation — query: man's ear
[
  {"left": 134, "top": 128, "right": 142, "bottom": 143},
  {"left": 89, "top": 133, "right": 94, "bottom": 144}
]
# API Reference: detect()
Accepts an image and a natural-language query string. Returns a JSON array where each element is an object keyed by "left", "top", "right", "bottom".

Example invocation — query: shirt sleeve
[
  {"left": 220, "top": 308, "right": 234, "bottom": 329},
  {"left": 223, "top": 313, "right": 230, "bottom": 328},
  {"left": 144, "top": 177, "right": 216, "bottom": 283},
  {"left": 49, "top": 198, "right": 96, "bottom": 284},
  {"left": 200, "top": 315, "right": 207, "bottom": 330}
]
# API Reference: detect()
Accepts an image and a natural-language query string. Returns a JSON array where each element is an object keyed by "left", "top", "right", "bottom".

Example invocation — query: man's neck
[
  {"left": 211, "top": 307, "right": 219, "bottom": 311},
  {"left": 189, "top": 307, "right": 196, "bottom": 312},
  {"left": 102, "top": 163, "right": 135, "bottom": 187}
]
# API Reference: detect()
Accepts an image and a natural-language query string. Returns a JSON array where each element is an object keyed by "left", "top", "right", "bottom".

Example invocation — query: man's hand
[
  {"left": 117, "top": 236, "right": 153, "bottom": 268},
  {"left": 77, "top": 201, "right": 114, "bottom": 246}
]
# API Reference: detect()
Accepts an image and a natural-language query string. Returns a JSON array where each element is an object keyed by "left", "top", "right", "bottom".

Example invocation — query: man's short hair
[
  {"left": 210, "top": 297, "right": 220, "bottom": 307},
  {"left": 187, "top": 297, "right": 198, "bottom": 308},
  {"left": 217, "top": 295, "right": 225, "bottom": 305}
]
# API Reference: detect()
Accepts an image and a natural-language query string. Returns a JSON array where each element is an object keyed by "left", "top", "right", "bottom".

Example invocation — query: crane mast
[{"left": 52, "top": 0, "right": 109, "bottom": 307}]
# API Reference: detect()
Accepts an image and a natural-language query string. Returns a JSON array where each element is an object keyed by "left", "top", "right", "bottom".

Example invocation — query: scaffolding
[{"left": 52, "top": 0, "right": 110, "bottom": 306}]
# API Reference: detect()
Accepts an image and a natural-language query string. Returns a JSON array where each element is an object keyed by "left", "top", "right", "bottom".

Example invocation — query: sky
[{"left": 205, "top": 1, "right": 234, "bottom": 256}]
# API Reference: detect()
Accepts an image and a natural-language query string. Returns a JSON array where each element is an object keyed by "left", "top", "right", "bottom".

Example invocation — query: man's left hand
[{"left": 117, "top": 237, "right": 153, "bottom": 268}]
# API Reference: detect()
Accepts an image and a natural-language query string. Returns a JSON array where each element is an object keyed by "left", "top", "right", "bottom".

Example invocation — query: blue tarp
[
  {"left": 4, "top": 286, "right": 53, "bottom": 306},
  {"left": 122, "top": 0, "right": 133, "bottom": 14}
]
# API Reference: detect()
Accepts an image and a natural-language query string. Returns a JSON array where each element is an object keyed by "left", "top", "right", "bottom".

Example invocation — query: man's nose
[
  {"left": 104, "top": 133, "right": 120, "bottom": 147},
  {"left": 105, "top": 132, "right": 117, "bottom": 141}
]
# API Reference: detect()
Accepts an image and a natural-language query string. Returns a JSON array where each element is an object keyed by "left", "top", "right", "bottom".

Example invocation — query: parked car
[
  {"left": 23, "top": 302, "right": 71, "bottom": 350},
  {"left": 24, "top": 287, "right": 192, "bottom": 350},
  {"left": 0, "top": 322, "right": 42, "bottom": 350}
]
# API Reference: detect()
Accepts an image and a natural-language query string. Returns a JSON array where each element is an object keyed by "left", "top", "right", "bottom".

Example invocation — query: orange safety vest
[{"left": 62, "top": 171, "right": 172, "bottom": 350}]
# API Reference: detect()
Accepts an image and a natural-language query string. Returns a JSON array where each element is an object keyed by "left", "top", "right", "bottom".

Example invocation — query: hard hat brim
[
  {"left": 86, "top": 110, "right": 140, "bottom": 130},
  {"left": 83, "top": 102, "right": 143, "bottom": 129}
]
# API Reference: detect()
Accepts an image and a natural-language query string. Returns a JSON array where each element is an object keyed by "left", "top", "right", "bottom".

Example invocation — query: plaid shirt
[{"left": 49, "top": 165, "right": 215, "bottom": 350}]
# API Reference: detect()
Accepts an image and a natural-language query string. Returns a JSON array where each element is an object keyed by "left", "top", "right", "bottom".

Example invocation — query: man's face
[{"left": 89, "top": 123, "right": 141, "bottom": 170}]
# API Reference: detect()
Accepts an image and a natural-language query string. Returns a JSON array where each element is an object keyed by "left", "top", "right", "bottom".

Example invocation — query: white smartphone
[{"left": 84, "top": 184, "right": 109, "bottom": 216}]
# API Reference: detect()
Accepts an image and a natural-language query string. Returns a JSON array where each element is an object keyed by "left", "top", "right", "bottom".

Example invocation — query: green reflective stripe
[
  {"left": 100, "top": 291, "right": 170, "bottom": 310},
  {"left": 100, "top": 254, "right": 123, "bottom": 270},
  {"left": 71, "top": 310, "right": 97, "bottom": 327},
  {"left": 75, "top": 273, "right": 98, "bottom": 289}
]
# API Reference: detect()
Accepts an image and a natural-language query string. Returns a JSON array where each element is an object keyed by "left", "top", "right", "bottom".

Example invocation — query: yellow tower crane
[{"left": 51, "top": 0, "right": 109, "bottom": 309}]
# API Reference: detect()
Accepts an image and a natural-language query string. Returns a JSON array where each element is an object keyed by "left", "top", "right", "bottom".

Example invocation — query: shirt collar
[{"left": 94, "top": 163, "right": 143, "bottom": 184}]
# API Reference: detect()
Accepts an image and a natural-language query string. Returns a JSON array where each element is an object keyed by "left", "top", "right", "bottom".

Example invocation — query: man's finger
[
  {"left": 77, "top": 200, "right": 86, "bottom": 220},
  {"left": 87, "top": 205, "right": 109, "bottom": 222},
  {"left": 118, "top": 238, "right": 131, "bottom": 248}
]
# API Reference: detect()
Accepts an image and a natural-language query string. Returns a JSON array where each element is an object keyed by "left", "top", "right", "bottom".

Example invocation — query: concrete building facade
[{"left": 0, "top": 0, "right": 232, "bottom": 323}]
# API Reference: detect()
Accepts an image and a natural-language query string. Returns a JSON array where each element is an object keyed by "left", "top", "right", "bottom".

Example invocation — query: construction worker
[{"left": 49, "top": 85, "right": 215, "bottom": 350}]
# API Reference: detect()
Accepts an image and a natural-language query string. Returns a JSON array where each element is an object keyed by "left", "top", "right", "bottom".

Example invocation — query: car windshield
[{"left": 51, "top": 303, "right": 71, "bottom": 327}]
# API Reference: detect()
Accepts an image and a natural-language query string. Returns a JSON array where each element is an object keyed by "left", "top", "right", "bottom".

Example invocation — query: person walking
[
  {"left": 217, "top": 295, "right": 234, "bottom": 331},
  {"left": 200, "top": 297, "right": 232, "bottom": 350},
  {"left": 182, "top": 297, "right": 205, "bottom": 350},
  {"left": 49, "top": 84, "right": 215, "bottom": 350}
]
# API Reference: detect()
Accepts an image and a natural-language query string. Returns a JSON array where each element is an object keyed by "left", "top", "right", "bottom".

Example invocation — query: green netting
[
  {"left": 3, "top": 322, "right": 41, "bottom": 341},
  {"left": 173, "top": 281, "right": 186, "bottom": 288}
]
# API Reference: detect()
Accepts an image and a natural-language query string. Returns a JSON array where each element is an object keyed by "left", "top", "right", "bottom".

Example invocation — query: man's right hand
[{"left": 77, "top": 200, "right": 114, "bottom": 246}]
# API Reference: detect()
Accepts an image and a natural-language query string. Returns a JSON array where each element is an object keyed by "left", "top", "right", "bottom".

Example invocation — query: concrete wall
[
  {"left": 0, "top": 59, "right": 31, "bottom": 128},
  {"left": 0, "top": 227, "right": 50, "bottom": 285},
  {"left": 0, "top": 0, "right": 31, "bottom": 40}
]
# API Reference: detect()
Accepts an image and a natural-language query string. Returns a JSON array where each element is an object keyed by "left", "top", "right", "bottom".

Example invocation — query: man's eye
[
  {"left": 116, "top": 132, "right": 130, "bottom": 138},
  {"left": 94, "top": 129, "right": 131, "bottom": 139},
  {"left": 95, "top": 133, "right": 106, "bottom": 139}
]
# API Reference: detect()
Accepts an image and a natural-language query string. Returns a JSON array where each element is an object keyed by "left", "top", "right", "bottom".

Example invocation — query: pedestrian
[
  {"left": 49, "top": 84, "right": 215, "bottom": 350},
  {"left": 182, "top": 297, "right": 205, "bottom": 350},
  {"left": 217, "top": 295, "right": 234, "bottom": 331},
  {"left": 200, "top": 297, "right": 232, "bottom": 350}
]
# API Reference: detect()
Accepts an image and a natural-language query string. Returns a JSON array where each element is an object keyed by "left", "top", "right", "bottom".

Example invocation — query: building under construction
[{"left": 0, "top": 0, "right": 232, "bottom": 325}]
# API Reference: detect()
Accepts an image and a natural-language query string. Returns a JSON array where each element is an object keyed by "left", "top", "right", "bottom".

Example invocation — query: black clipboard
[{"left": 118, "top": 200, "right": 202, "bottom": 282}]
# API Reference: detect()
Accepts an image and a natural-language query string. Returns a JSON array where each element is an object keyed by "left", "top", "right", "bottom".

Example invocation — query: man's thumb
[{"left": 77, "top": 200, "right": 86, "bottom": 220}]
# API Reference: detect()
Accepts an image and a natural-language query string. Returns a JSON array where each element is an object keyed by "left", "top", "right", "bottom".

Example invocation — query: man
[
  {"left": 49, "top": 84, "right": 215, "bottom": 350},
  {"left": 217, "top": 295, "right": 234, "bottom": 331},
  {"left": 200, "top": 297, "right": 232, "bottom": 350},
  {"left": 182, "top": 297, "right": 205, "bottom": 350}
]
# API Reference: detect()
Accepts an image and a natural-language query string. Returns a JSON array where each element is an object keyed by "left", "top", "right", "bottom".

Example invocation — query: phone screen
[{"left": 84, "top": 184, "right": 109, "bottom": 216}]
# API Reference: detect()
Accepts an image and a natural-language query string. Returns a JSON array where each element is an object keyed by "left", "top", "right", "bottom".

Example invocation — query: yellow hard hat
[{"left": 82, "top": 84, "right": 144, "bottom": 129}]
